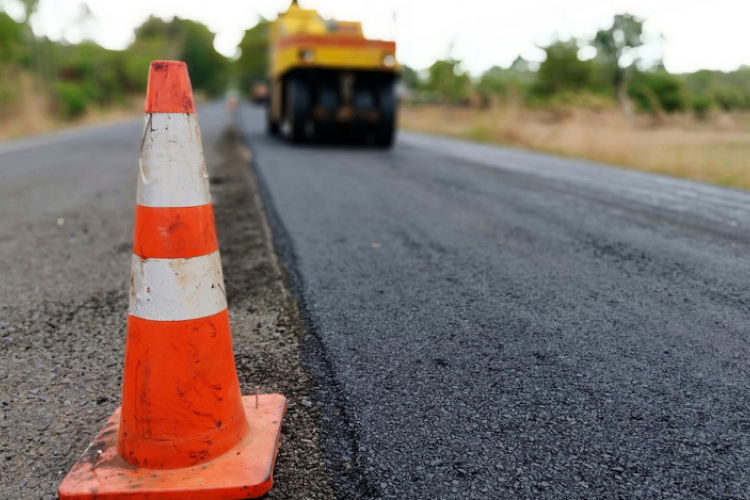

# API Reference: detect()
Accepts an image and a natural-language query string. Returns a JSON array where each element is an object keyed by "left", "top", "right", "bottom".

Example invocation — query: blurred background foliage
[
  {"left": 236, "top": 18, "right": 269, "bottom": 96},
  {"left": 400, "top": 14, "right": 750, "bottom": 120},
  {"left": 0, "top": 3, "right": 749, "bottom": 124},
  {"left": 0, "top": 2, "right": 231, "bottom": 120}
]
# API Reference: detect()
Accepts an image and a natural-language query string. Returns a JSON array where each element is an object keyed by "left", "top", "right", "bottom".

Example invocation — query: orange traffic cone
[{"left": 58, "top": 61, "right": 287, "bottom": 500}]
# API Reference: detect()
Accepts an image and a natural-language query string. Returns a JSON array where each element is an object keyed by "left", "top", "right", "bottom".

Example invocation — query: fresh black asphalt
[{"left": 237, "top": 104, "right": 750, "bottom": 500}]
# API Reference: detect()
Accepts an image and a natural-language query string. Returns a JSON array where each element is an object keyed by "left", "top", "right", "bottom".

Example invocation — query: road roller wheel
[
  {"left": 374, "top": 81, "right": 396, "bottom": 147},
  {"left": 285, "top": 76, "right": 311, "bottom": 143}
]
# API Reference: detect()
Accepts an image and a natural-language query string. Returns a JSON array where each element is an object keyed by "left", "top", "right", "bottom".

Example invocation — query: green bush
[
  {"left": 424, "top": 59, "right": 471, "bottom": 105},
  {"left": 713, "top": 87, "right": 746, "bottom": 111},
  {"left": 0, "top": 73, "right": 19, "bottom": 118},
  {"left": 55, "top": 81, "right": 88, "bottom": 118},
  {"left": 628, "top": 71, "right": 688, "bottom": 113},
  {"left": 477, "top": 67, "right": 508, "bottom": 104},
  {"left": 544, "top": 90, "right": 616, "bottom": 109},
  {"left": 691, "top": 95, "right": 713, "bottom": 119}
]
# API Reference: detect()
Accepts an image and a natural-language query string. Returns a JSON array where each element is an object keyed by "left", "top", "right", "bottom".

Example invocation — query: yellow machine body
[
  {"left": 267, "top": 2, "right": 398, "bottom": 145},
  {"left": 269, "top": 3, "right": 397, "bottom": 79}
]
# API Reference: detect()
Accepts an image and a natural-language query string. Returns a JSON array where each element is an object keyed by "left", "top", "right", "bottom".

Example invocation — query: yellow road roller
[{"left": 267, "top": 1, "right": 398, "bottom": 146}]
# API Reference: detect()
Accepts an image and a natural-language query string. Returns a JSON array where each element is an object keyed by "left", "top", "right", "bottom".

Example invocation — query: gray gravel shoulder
[{"left": 211, "top": 126, "right": 333, "bottom": 500}]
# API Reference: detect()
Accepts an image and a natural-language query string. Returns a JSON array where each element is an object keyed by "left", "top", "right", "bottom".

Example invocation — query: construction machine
[{"left": 267, "top": 1, "right": 398, "bottom": 146}]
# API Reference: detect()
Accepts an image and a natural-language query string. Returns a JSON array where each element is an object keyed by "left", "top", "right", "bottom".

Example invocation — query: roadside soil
[
  {"left": 0, "top": 125, "right": 334, "bottom": 500},
  {"left": 211, "top": 127, "right": 334, "bottom": 500}
]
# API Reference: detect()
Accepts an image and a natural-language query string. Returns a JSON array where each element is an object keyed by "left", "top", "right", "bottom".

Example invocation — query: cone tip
[{"left": 145, "top": 60, "right": 196, "bottom": 113}]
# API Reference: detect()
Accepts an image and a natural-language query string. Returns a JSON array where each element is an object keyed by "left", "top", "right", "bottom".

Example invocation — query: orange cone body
[{"left": 58, "top": 61, "right": 286, "bottom": 500}]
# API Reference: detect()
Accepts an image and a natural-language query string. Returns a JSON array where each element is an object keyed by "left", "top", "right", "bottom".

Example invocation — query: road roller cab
[{"left": 267, "top": 1, "right": 398, "bottom": 146}]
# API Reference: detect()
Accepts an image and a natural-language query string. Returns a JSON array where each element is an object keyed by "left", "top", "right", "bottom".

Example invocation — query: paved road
[{"left": 237, "top": 105, "right": 750, "bottom": 500}]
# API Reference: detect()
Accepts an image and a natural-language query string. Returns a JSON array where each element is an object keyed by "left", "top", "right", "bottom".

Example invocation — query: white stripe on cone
[
  {"left": 129, "top": 251, "right": 227, "bottom": 321},
  {"left": 137, "top": 113, "right": 211, "bottom": 208}
]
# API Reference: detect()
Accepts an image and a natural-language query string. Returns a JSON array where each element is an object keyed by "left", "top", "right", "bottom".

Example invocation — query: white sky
[{"left": 5, "top": 0, "right": 749, "bottom": 75}]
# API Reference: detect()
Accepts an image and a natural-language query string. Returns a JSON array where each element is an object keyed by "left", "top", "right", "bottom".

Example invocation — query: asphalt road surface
[
  {"left": 238, "top": 105, "right": 750, "bottom": 500},
  {"left": 3, "top": 103, "right": 750, "bottom": 500}
]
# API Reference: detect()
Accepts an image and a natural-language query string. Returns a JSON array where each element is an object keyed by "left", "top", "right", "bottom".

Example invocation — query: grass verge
[{"left": 401, "top": 105, "right": 750, "bottom": 190}]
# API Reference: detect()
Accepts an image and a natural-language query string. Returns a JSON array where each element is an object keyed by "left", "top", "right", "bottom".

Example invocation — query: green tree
[
  {"left": 0, "top": 6, "right": 233, "bottom": 122},
  {"left": 477, "top": 66, "right": 507, "bottom": 105},
  {"left": 534, "top": 39, "right": 594, "bottom": 96},
  {"left": 236, "top": 18, "right": 269, "bottom": 95},
  {"left": 680, "top": 67, "right": 750, "bottom": 113},
  {"left": 478, "top": 57, "right": 536, "bottom": 106},
  {"left": 684, "top": 69, "right": 714, "bottom": 96},
  {"left": 55, "top": 41, "right": 132, "bottom": 106},
  {"left": 0, "top": 12, "right": 25, "bottom": 65},
  {"left": 123, "top": 17, "right": 173, "bottom": 91},
  {"left": 129, "top": 16, "right": 229, "bottom": 97},
  {"left": 710, "top": 67, "right": 750, "bottom": 110},
  {"left": 425, "top": 59, "right": 471, "bottom": 104},
  {"left": 180, "top": 19, "right": 229, "bottom": 96},
  {"left": 592, "top": 14, "right": 644, "bottom": 112}
]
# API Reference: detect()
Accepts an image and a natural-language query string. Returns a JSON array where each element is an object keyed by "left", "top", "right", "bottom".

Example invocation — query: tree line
[
  {"left": 0, "top": 5, "right": 233, "bottom": 119},
  {"left": 406, "top": 15, "right": 750, "bottom": 119},
  {"left": 1, "top": 6, "right": 748, "bottom": 122}
]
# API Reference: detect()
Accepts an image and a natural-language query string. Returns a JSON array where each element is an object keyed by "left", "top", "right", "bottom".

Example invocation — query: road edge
[{"left": 233, "top": 106, "right": 382, "bottom": 499}]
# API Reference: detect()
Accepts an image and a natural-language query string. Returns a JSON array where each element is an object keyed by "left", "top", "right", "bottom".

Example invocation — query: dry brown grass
[
  {"left": 0, "top": 74, "right": 141, "bottom": 142},
  {"left": 400, "top": 105, "right": 750, "bottom": 190}
]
